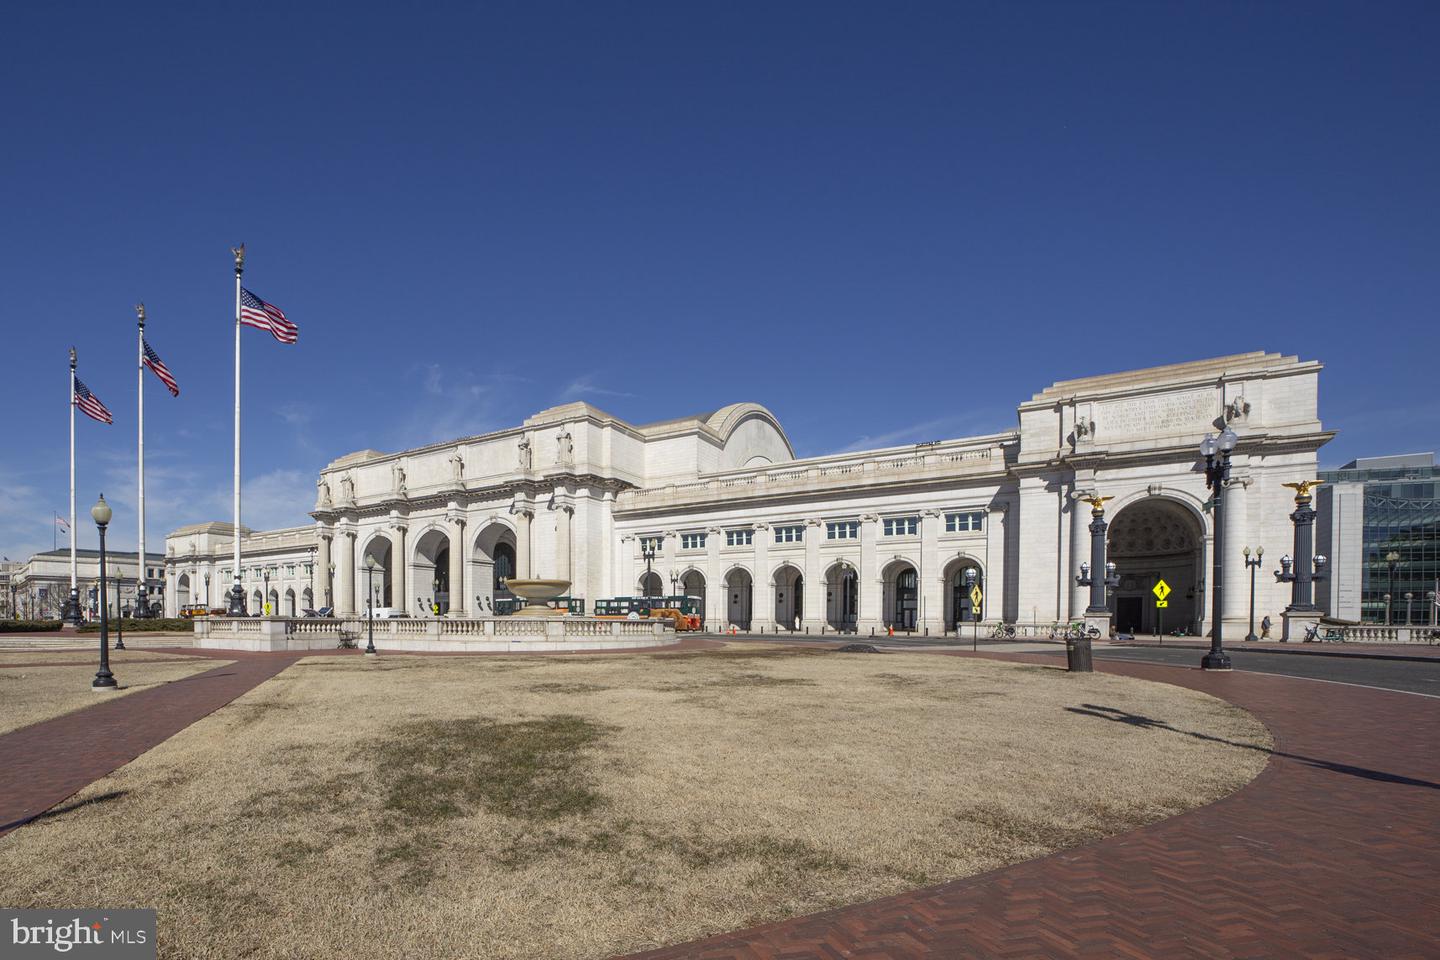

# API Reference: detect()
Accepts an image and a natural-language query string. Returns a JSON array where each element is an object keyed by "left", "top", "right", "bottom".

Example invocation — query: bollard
[{"left": 1066, "top": 636, "right": 1094, "bottom": 673}]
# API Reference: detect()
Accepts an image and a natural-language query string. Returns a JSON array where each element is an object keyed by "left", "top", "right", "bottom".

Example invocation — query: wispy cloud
[
  {"left": 557, "top": 374, "right": 635, "bottom": 403},
  {"left": 835, "top": 411, "right": 1003, "bottom": 454}
]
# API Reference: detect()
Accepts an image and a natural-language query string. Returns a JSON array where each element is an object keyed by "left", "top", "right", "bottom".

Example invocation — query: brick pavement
[
  {"left": 624, "top": 651, "right": 1440, "bottom": 960},
  {"left": 1113, "top": 638, "right": 1440, "bottom": 661}
]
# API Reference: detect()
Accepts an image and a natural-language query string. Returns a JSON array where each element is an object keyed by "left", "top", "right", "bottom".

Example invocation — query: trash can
[{"left": 1066, "top": 636, "right": 1093, "bottom": 672}]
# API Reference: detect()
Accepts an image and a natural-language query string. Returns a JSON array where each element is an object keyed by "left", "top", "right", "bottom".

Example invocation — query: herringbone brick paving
[{"left": 623, "top": 652, "right": 1440, "bottom": 960}]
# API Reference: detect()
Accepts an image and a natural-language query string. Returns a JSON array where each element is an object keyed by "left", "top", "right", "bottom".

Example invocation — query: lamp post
[
  {"left": 91, "top": 495, "right": 117, "bottom": 691},
  {"left": 1199, "top": 427, "right": 1238, "bottom": 670},
  {"left": 963, "top": 567, "right": 980, "bottom": 651},
  {"left": 364, "top": 556, "right": 378, "bottom": 655},
  {"left": 669, "top": 571, "right": 679, "bottom": 600},
  {"left": 1385, "top": 551, "right": 1400, "bottom": 625},
  {"left": 113, "top": 574, "right": 125, "bottom": 650},
  {"left": 204, "top": 572, "right": 211, "bottom": 609},
  {"left": 1243, "top": 546, "right": 1263, "bottom": 641},
  {"left": 262, "top": 566, "right": 271, "bottom": 617},
  {"left": 327, "top": 562, "right": 335, "bottom": 611},
  {"left": 641, "top": 539, "right": 657, "bottom": 606},
  {"left": 309, "top": 546, "right": 316, "bottom": 612}
]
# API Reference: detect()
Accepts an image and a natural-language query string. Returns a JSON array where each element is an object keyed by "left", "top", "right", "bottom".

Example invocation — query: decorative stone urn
[{"left": 503, "top": 579, "right": 572, "bottom": 617}]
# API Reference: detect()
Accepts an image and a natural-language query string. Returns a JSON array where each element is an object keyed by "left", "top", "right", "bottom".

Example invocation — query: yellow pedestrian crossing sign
[
  {"left": 969, "top": 585, "right": 983, "bottom": 609},
  {"left": 1152, "top": 579, "right": 1171, "bottom": 601}
]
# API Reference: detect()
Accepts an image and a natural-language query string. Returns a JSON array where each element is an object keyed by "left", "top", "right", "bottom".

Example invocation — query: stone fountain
[{"left": 502, "top": 578, "right": 572, "bottom": 617}]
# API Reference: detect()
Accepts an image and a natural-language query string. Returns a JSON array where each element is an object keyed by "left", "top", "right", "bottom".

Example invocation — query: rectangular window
[
  {"left": 945, "top": 511, "right": 986, "bottom": 533},
  {"left": 680, "top": 533, "right": 707, "bottom": 550},
  {"left": 826, "top": 521, "right": 860, "bottom": 541},
  {"left": 726, "top": 529, "right": 753, "bottom": 547},
  {"left": 640, "top": 536, "right": 663, "bottom": 554},
  {"left": 773, "top": 524, "right": 804, "bottom": 544},
  {"left": 883, "top": 516, "right": 919, "bottom": 537}
]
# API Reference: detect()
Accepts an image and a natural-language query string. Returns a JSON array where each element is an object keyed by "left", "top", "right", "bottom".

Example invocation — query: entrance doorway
[{"left": 1107, "top": 498, "right": 1205, "bottom": 636}]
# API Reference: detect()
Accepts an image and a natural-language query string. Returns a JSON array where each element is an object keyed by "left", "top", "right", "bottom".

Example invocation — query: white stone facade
[{"left": 166, "top": 352, "right": 1332, "bottom": 636}]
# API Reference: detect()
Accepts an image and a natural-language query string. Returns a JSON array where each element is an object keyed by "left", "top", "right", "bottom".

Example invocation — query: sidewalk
[
  {"left": 1113, "top": 635, "right": 1440, "bottom": 662},
  {"left": 624, "top": 649, "right": 1440, "bottom": 960}
]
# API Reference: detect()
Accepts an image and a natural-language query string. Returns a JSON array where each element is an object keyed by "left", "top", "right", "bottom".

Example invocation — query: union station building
[{"left": 164, "top": 352, "right": 1330, "bottom": 637}]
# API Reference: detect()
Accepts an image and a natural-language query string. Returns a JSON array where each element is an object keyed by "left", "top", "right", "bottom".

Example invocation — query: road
[{"left": 714, "top": 632, "right": 1440, "bottom": 697}]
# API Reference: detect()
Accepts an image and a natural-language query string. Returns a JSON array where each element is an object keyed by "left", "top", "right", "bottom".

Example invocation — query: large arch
[
  {"left": 680, "top": 569, "right": 706, "bottom": 625},
  {"left": 284, "top": 587, "right": 297, "bottom": 617},
  {"left": 825, "top": 560, "right": 858, "bottom": 632},
  {"left": 301, "top": 586, "right": 314, "bottom": 613},
  {"left": 471, "top": 520, "right": 516, "bottom": 615},
  {"left": 1107, "top": 496, "right": 1205, "bottom": 636},
  {"left": 361, "top": 535, "right": 394, "bottom": 609},
  {"left": 724, "top": 566, "right": 753, "bottom": 630},
  {"left": 413, "top": 527, "right": 452, "bottom": 615},
  {"left": 251, "top": 588, "right": 263, "bottom": 612},
  {"left": 942, "top": 556, "right": 985, "bottom": 630},
  {"left": 882, "top": 558, "right": 920, "bottom": 631},
  {"left": 638, "top": 571, "right": 664, "bottom": 599},
  {"left": 772, "top": 562, "right": 804, "bottom": 630},
  {"left": 176, "top": 574, "right": 191, "bottom": 611}
]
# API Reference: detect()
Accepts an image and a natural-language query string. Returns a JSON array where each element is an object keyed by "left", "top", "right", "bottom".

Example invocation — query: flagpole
[
  {"left": 64, "top": 347, "right": 81, "bottom": 626},
  {"left": 136, "top": 302, "right": 149, "bottom": 618},
  {"left": 229, "top": 244, "right": 246, "bottom": 615}
]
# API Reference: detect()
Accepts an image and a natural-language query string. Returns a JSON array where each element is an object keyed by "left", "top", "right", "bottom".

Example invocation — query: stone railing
[
  {"left": 616, "top": 442, "right": 1004, "bottom": 512},
  {"left": 1338, "top": 625, "right": 1439, "bottom": 645},
  {"left": 198, "top": 616, "right": 675, "bottom": 650}
]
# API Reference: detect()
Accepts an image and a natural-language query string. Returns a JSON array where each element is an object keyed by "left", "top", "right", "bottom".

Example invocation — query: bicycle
[{"left": 988, "top": 623, "right": 1017, "bottom": 640}]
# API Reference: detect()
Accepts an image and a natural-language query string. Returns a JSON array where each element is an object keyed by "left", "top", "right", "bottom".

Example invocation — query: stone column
[
  {"left": 1222, "top": 473, "right": 1250, "bottom": 631},
  {"left": 553, "top": 503, "right": 573, "bottom": 582},
  {"left": 858, "top": 515, "right": 880, "bottom": 633},
  {"left": 337, "top": 530, "right": 356, "bottom": 617},
  {"left": 752, "top": 523, "right": 771, "bottom": 630},
  {"left": 705, "top": 527, "right": 724, "bottom": 627},
  {"left": 1068, "top": 487, "right": 1090, "bottom": 620},
  {"left": 513, "top": 505, "right": 533, "bottom": 579},
  {"left": 987, "top": 502, "right": 1008, "bottom": 624},
  {"left": 316, "top": 532, "right": 332, "bottom": 611},
  {"left": 447, "top": 518, "right": 466, "bottom": 616},
  {"left": 803, "top": 519, "right": 825, "bottom": 631},
  {"left": 920, "top": 510, "right": 943, "bottom": 633},
  {"left": 391, "top": 524, "right": 408, "bottom": 615}
]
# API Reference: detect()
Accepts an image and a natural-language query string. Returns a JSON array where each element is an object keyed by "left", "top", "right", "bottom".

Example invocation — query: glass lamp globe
[
  {"left": 91, "top": 494, "right": 112, "bottom": 527},
  {"left": 1199, "top": 434, "right": 1218, "bottom": 457}
]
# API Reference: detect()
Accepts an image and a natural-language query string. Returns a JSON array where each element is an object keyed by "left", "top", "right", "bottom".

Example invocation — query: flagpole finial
[
  {"left": 136, "top": 302, "right": 145, "bottom": 327},
  {"left": 231, "top": 243, "right": 245, "bottom": 275},
  {"left": 69, "top": 346, "right": 76, "bottom": 367}
]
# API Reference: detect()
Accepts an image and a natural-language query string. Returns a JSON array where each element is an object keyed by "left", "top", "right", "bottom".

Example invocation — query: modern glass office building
[{"left": 1316, "top": 453, "right": 1440, "bottom": 625}]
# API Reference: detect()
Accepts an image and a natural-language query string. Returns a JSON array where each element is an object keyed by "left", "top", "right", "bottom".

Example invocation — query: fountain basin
[{"left": 503, "top": 579, "right": 572, "bottom": 617}]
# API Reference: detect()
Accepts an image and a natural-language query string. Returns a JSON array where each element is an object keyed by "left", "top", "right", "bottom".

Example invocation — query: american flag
[
  {"left": 74, "top": 377, "right": 113, "bottom": 424},
  {"left": 142, "top": 339, "right": 180, "bottom": 396},
  {"left": 240, "top": 287, "right": 298, "bottom": 344}
]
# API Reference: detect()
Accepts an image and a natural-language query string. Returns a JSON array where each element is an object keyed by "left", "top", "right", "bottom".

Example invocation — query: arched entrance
[
  {"left": 825, "top": 562, "right": 858, "bottom": 632},
  {"left": 284, "top": 588, "right": 296, "bottom": 617},
  {"left": 942, "top": 558, "right": 984, "bottom": 630},
  {"left": 1107, "top": 497, "right": 1205, "bottom": 636},
  {"left": 413, "top": 528, "right": 452, "bottom": 615},
  {"left": 471, "top": 522, "right": 516, "bottom": 615},
  {"left": 176, "top": 574, "right": 191, "bottom": 611},
  {"left": 680, "top": 570, "right": 706, "bottom": 625},
  {"left": 725, "top": 567, "right": 753, "bottom": 630},
  {"left": 639, "top": 571, "right": 664, "bottom": 600},
  {"left": 301, "top": 587, "right": 313, "bottom": 613},
  {"left": 251, "top": 588, "right": 263, "bottom": 612},
  {"left": 773, "top": 563, "right": 803, "bottom": 630},
  {"left": 266, "top": 588, "right": 279, "bottom": 616},
  {"left": 883, "top": 560, "right": 919, "bottom": 630},
  {"left": 361, "top": 536, "right": 394, "bottom": 609}
]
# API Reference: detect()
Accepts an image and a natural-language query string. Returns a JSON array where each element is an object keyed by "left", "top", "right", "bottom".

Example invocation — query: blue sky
[{"left": 2, "top": 1, "right": 1435, "bottom": 559}]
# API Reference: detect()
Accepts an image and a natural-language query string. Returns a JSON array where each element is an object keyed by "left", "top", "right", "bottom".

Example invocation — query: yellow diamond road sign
[
  {"left": 969, "top": 585, "right": 983, "bottom": 609},
  {"left": 1152, "top": 579, "right": 1171, "bottom": 601}
]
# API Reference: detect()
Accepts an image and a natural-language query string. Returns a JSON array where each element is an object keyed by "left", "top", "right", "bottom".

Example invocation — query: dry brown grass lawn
[
  {"left": 0, "top": 650, "right": 193, "bottom": 665},
  {"left": 0, "top": 658, "right": 230, "bottom": 735},
  {"left": 0, "top": 645, "right": 1271, "bottom": 959}
]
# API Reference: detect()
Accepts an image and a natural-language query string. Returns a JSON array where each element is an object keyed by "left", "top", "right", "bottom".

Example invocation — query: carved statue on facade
[
  {"left": 1225, "top": 395, "right": 1251, "bottom": 423},
  {"left": 449, "top": 451, "right": 465, "bottom": 483},
  {"left": 339, "top": 473, "right": 354, "bottom": 501},
  {"left": 557, "top": 429, "right": 574, "bottom": 465},
  {"left": 517, "top": 435, "right": 532, "bottom": 471},
  {"left": 1075, "top": 417, "right": 1094, "bottom": 440},
  {"left": 392, "top": 462, "right": 407, "bottom": 495},
  {"left": 316, "top": 476, "right": 331, "bottom": 506}
]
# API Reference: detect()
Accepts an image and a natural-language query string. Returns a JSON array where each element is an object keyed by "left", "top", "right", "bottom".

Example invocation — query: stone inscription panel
[{"left": 1097, "top": 388, "right": 1216, "bottom": 439}]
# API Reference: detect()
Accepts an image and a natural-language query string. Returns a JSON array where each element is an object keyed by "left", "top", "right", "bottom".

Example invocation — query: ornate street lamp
[
  {"left": 364, "top": 555, "right": 378, "bottom": 655},
  {"left": 1243, "top": 546, "right": 1264, "bottom": 641},
  {"left": 113, "top": 574, "right": 126, "bottom": 650},
  {"left": 204, "top": 572, "right": 211, "bottom": 609},
  {"left": 1199, "top": 427, "right": 1238, "bottom": 670},
  {"left": 262, "top": 566, "right": 271, "bottom": 617},
  {"left": 641, "top": 539, "right": 657, "bottom": 604},
  {"left": 90, "top": 495, "right": 117, "bottom": 691},
  {"left": 327, "top": 562, "right": 335, "bottom": 611}
]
